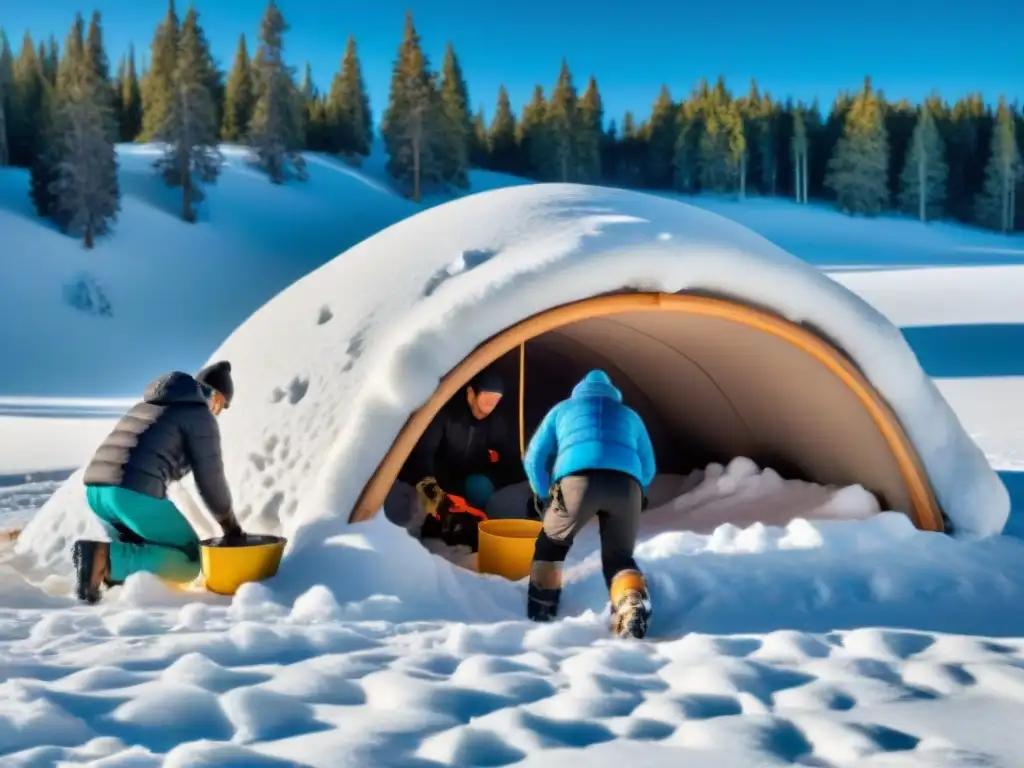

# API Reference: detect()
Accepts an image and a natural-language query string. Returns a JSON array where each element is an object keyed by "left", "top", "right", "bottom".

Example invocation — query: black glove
[{"left": 220, "top": 514, "right": 245, "bottom": 544}]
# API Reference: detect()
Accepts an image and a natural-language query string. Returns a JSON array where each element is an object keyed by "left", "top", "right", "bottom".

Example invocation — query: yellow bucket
[
  {"left": 476, "top": 519, "right": 543, "bottom": 581},
  {"left": 199, "top": 534, "right": 287, "bottom": 596}
]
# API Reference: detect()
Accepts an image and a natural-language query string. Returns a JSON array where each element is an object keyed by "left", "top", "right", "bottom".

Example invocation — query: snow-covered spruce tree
[
  {"left": 381, "top": 11, "right": 442, "bottom": 201},
  {"left": 326, "top": 35, "right": 372, "bottom": 157},
  {"left": 45, "top": 13, "right": 120, "bottom": 248},
  {"left": 153, "top": 6, "right": 222, "bottom": 223},
  {"left": 438, "top": 42, "right": 471, "bottom": 187},
  {"left": 974, "top": 98, "right": 1022, "bottom": 233},
  {"left": 139, "top": 0, "right": 180, "bottom": 142},
  {"left": 247, "top": 0, "right": 306, "bottom": 184},
  {"left": 898, "top": 98, "right": 948, "bottom": 222},
  {"left": 824, "top": 77, "right": 890, "bottom": 215}
]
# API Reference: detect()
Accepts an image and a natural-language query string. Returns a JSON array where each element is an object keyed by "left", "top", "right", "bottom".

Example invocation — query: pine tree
[
  {"left": 221, "top": 34, "right": 254, "bottom": 142},
  {"left": 31, "top": 16, "right": 86, "bottom": 219},
  {"left": 247, "top": 1, "right": 307, "bottom": 183},
  {"left": 0, "top": 30, "right": 12, "bottom": 166},
  {"left": 153, "top": 6, "right": 222, "bottom": 223},
  {"left": 618, "top": 111, "right": 646, "bottom": 186},
  {"left": 55, "top": 14, "right": 86, "bottom": 93},
  {"left": 576, "top": 76, "right": 603, "bottom": 183},
  {"left": 943, "top": 95, "right": 987, "bottom": 222},
  {"left": 545, "top": 59, "right": 578, "bottom": 182},
  {"left": 694, "top": 81, "right": 745, "bottom": 194},
  {"left": 119, "top": 45, "right": 142, "bottom": 141},
  {"left": 673, "top": 80, "right": 711, "bottom": 192},
  {"left": 758, "top": 96, "right": 779, "bottom": 195},
  {"left": 825, "top": 77, "right": 890, "bottom": 214},
  {"left": 140, "top": 1, "right": 180, "bottom": 141},
  {"left": 298, "top": 63, "right": 331, "bottom": 151},
  {"left": 469, "top": 108, "right": 488, "bottom": 167},
  {"left": 381, "top": 12, "right": 442, "bottom": 200},
  {"left": 438, "top": 42, "right": 471, "bottom": 187},
  {"left": 791, "top": 107, "right": 809, "bottom": 203},
  {"left": 974, "top": 98, "right": 1021, "bottom": 233},
  {"left": 84, "top": 12, "right": 110, "bottom": 87},
  {"left": 326, "top": 35, "right": 373, "bottom": 156},
  {"left": 647, "top": 85, "right": 676, "bottom": 187},
  {"left": 517, "top": 85, "right": 549, "bottom": 178},
  {"left": 487, "top": 85, "right": 517, "bottom": 173},
  {"left": 45, "top": 14, "right": 121, "bottom": 247},
  {"left": 898, "top": 98, "right": 947, "bottom": 222},
  {"left": 298, "top": 62, "right": 314, "bottom": 144},
  {"left": 39, "top": 37, "right": 59, "bottom": 86},
  {"left": 112, "top": 54, "right": 125, "bottom": 131},
  {"left": 698, "top": 100, "right": 745, "bottom": 194},
  {"left": 9, "top": 33, "right": 46, "bottom": 168}
]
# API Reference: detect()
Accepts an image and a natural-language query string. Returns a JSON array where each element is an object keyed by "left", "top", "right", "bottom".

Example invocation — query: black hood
[{"left": 143, "top": 371, "right": 208, "bottom": 406}]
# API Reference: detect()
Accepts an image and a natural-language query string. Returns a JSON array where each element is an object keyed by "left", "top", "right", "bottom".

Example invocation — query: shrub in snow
[{"left": 62, "top": 273, "right": 112, "bottom": 318}]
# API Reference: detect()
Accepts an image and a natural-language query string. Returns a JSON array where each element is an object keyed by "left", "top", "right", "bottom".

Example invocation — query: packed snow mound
[
  {"left": 0, "top": 144, "right": 416, "bottom": 398},
  {"left": 18, "top": 182, "right": 1009, "bottom": 579}
]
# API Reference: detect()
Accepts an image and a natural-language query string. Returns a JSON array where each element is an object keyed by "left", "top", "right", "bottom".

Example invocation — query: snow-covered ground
[{"left": 1, "top": 169, "right": 1024, "bottom": 765}]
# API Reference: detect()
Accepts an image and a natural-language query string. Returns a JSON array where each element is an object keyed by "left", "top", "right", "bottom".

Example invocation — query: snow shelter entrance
[{"left": 351, "top": 292, "right": 945, "bottom": 533}]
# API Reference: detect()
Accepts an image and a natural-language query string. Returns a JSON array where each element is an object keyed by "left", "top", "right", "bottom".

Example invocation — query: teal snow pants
[{"left": 84, "top": 485, "right": 201, "bottom": 583}]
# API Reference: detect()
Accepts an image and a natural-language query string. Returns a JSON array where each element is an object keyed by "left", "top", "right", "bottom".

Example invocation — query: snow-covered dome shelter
[{"left": 17, "top": 183, "right": 1010, "bottom": 578}]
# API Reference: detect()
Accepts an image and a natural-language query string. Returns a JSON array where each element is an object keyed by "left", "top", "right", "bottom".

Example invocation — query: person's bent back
[
  {"left": 84, "top": 371, "right": 233, "bottom": 520},
  {"left": 76, "top": 363, "right": 242, "bottom": 604},
  {"left": 522, "top": 369, "right": 656, "bottom": 639}
]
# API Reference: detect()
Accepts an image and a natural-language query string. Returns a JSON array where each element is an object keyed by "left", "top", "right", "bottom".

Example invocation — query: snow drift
[{"left": 17, "top": 183, "right": 1009, "bottom": 583}]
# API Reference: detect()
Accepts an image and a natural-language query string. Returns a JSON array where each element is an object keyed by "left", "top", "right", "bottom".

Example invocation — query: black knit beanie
[
  {"left": 196, "top": 360, "right": 234, "bottom": 407},
  {"left": 470, "top": 369, "right": 504, "bottom": 396}
]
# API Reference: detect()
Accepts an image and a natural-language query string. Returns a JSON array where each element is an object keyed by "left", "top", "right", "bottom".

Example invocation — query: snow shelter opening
[{"left": 358, "top": 292, "right": 945, "bottom": 546}]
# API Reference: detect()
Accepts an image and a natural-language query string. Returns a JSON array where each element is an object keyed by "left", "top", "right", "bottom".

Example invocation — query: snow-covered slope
[
  {"left": 659, "top": 193, "right": 1024, "bottom": 271},
  {"left": 15, "top": 183, "right": 1009, "bottom": 588},
  {"left": 0, "top": 144, "right": 417, "bottom": 398}
]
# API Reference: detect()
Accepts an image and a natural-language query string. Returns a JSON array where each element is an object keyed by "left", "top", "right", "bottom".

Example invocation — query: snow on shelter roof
[{"left": 17, "top": 183, "right": 1010, "bottom": 575}]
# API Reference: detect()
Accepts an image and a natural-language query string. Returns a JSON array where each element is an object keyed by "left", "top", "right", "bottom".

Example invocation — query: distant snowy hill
[{"left": 0, "top": 144, "right": 419, "bottom": 397}]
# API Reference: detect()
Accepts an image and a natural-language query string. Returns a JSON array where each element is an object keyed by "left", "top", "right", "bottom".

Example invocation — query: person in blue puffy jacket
[{"left": 522, "top": 369, "right": 656, "bottom": 639}]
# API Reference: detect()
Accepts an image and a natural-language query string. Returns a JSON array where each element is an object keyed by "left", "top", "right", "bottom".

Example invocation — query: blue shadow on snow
[
  {"left": 999, "top": 471, "right": 1024, "bottom": 540},
  {"left": 900, "top": 324, "right": 1024, "bottom": 378}
]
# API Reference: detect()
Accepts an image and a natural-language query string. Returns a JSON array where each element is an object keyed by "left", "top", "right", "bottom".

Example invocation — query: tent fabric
[{"left": 351, "top": 292, "right": 944, "bottom": 532}]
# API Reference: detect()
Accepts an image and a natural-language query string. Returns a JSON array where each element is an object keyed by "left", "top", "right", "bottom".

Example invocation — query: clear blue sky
[{"left": 3, "top": 0, "right": 1022, "bottom": 127}]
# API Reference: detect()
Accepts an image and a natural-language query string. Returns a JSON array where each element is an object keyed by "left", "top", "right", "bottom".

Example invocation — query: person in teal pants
[
  {"left": 74, "top": 361, "right": 245, "bottom": 603},
  {"left": 84, "top": 485, "right": 208, "bottom": 584}
]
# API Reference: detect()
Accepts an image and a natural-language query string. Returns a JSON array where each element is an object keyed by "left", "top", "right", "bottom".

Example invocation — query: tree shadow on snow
[{"left": 118, "top": 163, "right": 194, "bottom": 221}]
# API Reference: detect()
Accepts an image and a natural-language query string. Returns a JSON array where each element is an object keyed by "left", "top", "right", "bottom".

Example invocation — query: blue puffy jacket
[{"left": 523, "top": 370, "right": 657, "bottom": 497}]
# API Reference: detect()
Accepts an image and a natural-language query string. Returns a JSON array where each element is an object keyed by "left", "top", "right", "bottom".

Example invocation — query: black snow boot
[
  {"left": 72, "top": 540, "right": 112, "bottom": 604},
  {"left": 609, "top": 568, "right": 652, "bottom": 640},
  {"left": 526, "top": 560, "right": 563, "bottom": 622}
]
